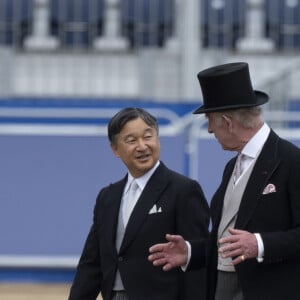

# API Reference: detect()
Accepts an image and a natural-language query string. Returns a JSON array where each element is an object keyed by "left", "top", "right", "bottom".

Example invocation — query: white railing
[{"left": 0, "top": 107, "right": 182, "bottom": 136}]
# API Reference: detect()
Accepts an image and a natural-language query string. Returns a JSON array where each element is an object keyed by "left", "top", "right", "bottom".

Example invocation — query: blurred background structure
[{"left": 1, "top": 0, "right": 300, "bottom": 296}]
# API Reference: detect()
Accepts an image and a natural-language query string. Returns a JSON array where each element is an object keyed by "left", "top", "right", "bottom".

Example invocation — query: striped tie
[{"left": 234, "top": 153, "right": 244, "bottom": 184}]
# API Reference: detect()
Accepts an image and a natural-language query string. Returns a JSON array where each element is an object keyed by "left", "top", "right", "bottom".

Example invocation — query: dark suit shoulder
[
  {"left": 277, "top": 135, "right": 300, "bottom": 154},
  {"left": 158, "top": 161, "right": 200, "bottom": 186},
  {"left": 267, "top": 130, "right": 300, "bottom": 163},
  {"left": 95, "top": 175, "right": 127, "bottom": 204}
]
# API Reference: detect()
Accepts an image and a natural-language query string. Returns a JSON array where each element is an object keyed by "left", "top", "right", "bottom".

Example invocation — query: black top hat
[{"left": 193, "top": 62, "right": 269, "bottom": 114}]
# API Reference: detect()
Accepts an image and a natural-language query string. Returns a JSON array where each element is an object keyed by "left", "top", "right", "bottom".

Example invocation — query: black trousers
[
  {"left": 111, "top": 291, "right": 129, "bottom": 300},
  {"left": 215, "top": 270, "right": 244, "bottom": 300}
]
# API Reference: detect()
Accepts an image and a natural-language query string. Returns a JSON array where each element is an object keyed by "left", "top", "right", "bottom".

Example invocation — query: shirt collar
[
  {"left": 126, "top": 160, "right": 160, "bottom": 192},
  {"left": 242, "top": 123, "right": 270, "bottom": 159}
]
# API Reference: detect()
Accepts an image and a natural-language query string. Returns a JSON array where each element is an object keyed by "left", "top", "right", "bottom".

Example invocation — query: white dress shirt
[{"left": 123, "top": 160, "right": 160, "bottom": 223}]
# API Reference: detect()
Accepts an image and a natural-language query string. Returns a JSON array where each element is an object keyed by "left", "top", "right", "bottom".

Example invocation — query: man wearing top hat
[{"left": 148, "top": 62, "right": 300, "bottom": 300}]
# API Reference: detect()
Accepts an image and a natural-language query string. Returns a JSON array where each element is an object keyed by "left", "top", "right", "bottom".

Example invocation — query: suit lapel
[
  {"left": 103, "top": 177, "right": 127, "bottom": 254},
  {"left": 236, "top": 130, "right": 281, "bottom": 229},
  {"left": 119, "top": 163, "right": 169, "bottom": 253}
]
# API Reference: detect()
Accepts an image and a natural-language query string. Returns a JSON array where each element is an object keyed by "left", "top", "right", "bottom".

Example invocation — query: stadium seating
[
  {"left": 120, "top": 0, "right": 174, "bottom": 48},
  {"left": 265, "top": 0, "right": 300, "bottom": 49},
  {"left": 0, "top": 0, "right": 32, "bottom": 46},
  {"left": 50, "top": 0, "right": 104, "bottom": 48},
  {"left": 201, "top": 0, "right": 246, "bottom": 49},
  {"left": 1, "top": 0, "right": 300, "bottom": 51}
]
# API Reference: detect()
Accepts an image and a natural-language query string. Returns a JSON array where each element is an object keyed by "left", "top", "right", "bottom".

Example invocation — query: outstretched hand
[{"left": 148, "top": 234, "right": 188, "bottom": 271}]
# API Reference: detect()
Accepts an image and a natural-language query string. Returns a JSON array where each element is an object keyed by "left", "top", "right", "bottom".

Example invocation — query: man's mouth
[{"left": 136, "top": 154, "right": 150, "bottom": 161}]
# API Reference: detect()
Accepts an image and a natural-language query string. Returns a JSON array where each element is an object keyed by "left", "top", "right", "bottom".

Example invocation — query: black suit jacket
[
  {"left": 69, "top": 162, "right": 209, "bottom": 300},
  {"left": 196, "top": 130, "right": 300, "bottom": 300}
]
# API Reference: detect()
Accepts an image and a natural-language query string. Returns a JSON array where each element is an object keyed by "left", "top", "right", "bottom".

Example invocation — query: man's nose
[
  {"left": 207, "top": 124, "right": 213, "bottom": 134},
  {"left": 136, "top": 139, "right": 147, "bottom": 150}
]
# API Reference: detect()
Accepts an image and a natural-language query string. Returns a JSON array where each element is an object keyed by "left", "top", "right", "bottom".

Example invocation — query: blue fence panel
[{"left": 0, "top": 133, "right": 185, "bottom": 256}]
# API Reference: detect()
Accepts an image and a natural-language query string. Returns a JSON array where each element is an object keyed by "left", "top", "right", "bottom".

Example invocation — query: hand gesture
[{"left": 148, "top": 234, "right": 188, "bottom": 271}]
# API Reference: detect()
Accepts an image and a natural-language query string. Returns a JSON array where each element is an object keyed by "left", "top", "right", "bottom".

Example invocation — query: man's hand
[
  {"left": 148, "top": 234, "right": 188, "bottom": 271},
  {"left": 218, "top": 228, "right": 258, "bottom": 265}
]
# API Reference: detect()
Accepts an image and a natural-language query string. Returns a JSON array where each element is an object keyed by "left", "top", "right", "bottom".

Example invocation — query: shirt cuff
[
  {"left": 180, "top": 241, "right": 191, "bottom": 272},
  {"left": 255, "top": 233, "right": 264, "bottom": 263}
]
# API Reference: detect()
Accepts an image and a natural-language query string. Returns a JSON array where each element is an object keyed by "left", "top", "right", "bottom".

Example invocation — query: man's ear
[
  {"left": 110, "top": 143, "right": 120, "bottom": 157},
  {"left": 222, "top": 114, "right": 233, "bottom": 132}
]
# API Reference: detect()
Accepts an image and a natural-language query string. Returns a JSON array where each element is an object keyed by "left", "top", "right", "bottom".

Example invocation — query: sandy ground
[{"left": 0, "top": 283, "right": 103, "bottom": 300}]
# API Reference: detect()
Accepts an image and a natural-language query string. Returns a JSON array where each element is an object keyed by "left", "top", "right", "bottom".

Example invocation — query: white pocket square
[
  {"left": 149, "top": 204, "right": 162, "bottom": 214},
  {"left": 262, "top": 183, "right": 276, "bottom": 195}
]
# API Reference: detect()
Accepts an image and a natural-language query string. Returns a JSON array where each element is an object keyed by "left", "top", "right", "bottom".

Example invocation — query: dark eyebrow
[
  {"left": 144, "top": 128, "right": 155, "bottom": 133},
  {"left": 123, "top": 134, "right": 135, "bottom": 140}
]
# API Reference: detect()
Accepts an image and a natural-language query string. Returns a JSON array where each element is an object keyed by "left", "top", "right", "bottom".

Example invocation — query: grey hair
[
  {"left": 215, "top": 106, "right": 263, "bottom": 128},
  {"left": 227, "top": 106, "right": 263, "bottom": 128}
]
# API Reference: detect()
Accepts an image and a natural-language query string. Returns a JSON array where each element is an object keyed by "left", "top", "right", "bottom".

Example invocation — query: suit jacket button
[{"left": 118, "top": 256, "right": 123, "bottom": 262}]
